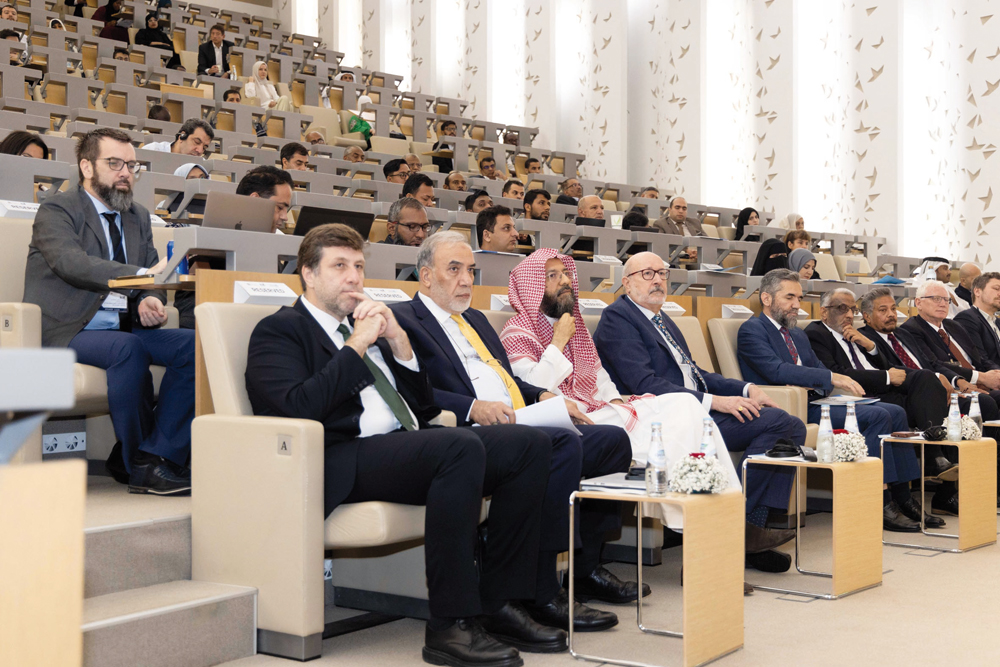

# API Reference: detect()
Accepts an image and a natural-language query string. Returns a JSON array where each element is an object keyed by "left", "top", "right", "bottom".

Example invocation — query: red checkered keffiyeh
[{"left": 500, "top": 248, "right": 646, "bottom": 431}]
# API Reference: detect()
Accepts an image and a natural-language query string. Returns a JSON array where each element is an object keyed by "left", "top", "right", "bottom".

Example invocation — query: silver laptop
[{"left": 201, "top": 191, "right": 276, "bottom": 234}]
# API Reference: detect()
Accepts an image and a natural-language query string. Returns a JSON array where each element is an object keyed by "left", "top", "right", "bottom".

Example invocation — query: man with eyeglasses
[
  {"left": 380, "top": 197, "right": 430, "bottom": 247},
  {"left": 24, "top": 127, "right": 194, "bottom": 496},
  {"left": 142, "top": 118, "right": 214, "bottom": 157},
  {"left": 595, "top": 254, "right": 805, "bottom": 573},
  {"left": 382, "top": 157, "right": 410, "bottom": 185}
]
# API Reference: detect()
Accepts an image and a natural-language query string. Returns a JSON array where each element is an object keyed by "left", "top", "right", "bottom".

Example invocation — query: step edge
[
  {"left": 85, "top": 514, "right": 191, "bottom": 535},
  {"left": 82, "top": 584, "right": 257, "bottom": 632}
]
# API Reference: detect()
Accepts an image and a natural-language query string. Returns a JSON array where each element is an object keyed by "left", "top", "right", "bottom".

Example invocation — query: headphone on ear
[{"left": 175, "top": 130, "right": 188, "bottom": 142}]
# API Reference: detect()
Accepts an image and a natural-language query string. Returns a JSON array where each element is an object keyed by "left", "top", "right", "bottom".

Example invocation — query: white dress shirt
[
  {"left": 299, "top": 296, "right": 419, "bottom": 437},
  {"left": 213, "top": 44, "right": 223, "bottom": 72},
  {"left": 822, "top": 322, "right": 890, "bottom": 384},
  {"left": 978, "top": 307, "right": 1000, "bottom": 345},
  {"left": 418, "top": 291, "right": 512, "bottom": 412},
  {"left": 874, "top": 330, "right": 923, "bottom": 370},
  {"left": 925, "top": 319, "right": 979, "bottom": 385},
  {"left": 142, "top": 140, "right": 172, "bottom": 152}
]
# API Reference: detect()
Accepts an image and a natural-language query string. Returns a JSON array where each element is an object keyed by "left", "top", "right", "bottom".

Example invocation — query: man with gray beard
[{"left": 23, "top": 127, "right": 195, "bottom": 496}]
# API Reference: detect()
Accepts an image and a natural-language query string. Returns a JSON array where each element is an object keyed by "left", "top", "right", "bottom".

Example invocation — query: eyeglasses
[
  {"left": 545, "top": 270, "right": 575, "bottom": 282},
  {"left": 827, "top": 304, "right": 859, "bottom": 315},
  {"left": 626, "top": 269, "right": 669, "bottom": 281},
  {"left": 98, "top": 157, "right": 141, "bottom": 174},
  {"left": 397, "top": 223, "right": 431, "bottom": 233},
  {"left": 920, "top": 295, "right": 950, "bottom": 304}
]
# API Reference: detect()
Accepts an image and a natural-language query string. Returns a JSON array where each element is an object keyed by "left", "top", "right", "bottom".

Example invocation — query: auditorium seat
[
  {"left": 814, "top": 252, "right": 841, "bottom": 281},
  {"left": 834, "top": 254, "right": 874, "bottom": 284}
]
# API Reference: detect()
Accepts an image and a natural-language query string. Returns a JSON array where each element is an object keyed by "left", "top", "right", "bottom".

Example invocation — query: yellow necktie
[{"left": 450, "top": 314, "right": 526, "bottom": 409}]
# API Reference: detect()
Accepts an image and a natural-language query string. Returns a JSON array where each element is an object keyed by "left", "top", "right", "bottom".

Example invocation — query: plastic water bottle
[
  {"left": 948, "top": 393, "right": 963, "bottom": 441},
  {"left": 645, "top": 422, "right": 667, "bottom": 497},
  {"left": 700, "top": 417, "right": 717, "bottom": 457},
  {"left": 970, "top": 392, "right": 983, "bottom": 432},
  {"left": 817, "top": 405, "right": 834, "bottom": 463},
  {"left": 844, "top": 401, "right": 860, "bottom": 434},
  {"left": 166, "top": 240, "right": 188, "bottom": 275}
]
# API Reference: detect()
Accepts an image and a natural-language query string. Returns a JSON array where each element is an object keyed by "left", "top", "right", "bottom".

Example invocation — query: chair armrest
[
  {"left": 430, "top": 410, "right": 456, "bottom": 427},
  {"left": 804, "top": 424, "right": 818, "bottom": 450},
  {"left": 164, "top": 305, "right": 179, "bottom": 329},
  {"left": 757, "top": 385, "right": 808, "bottom": 422},
  {"left": 0, "top": 303, "right": 42, "bottom": 348},
  {"left": 191, "top": 414, "right": 326, "bottom": 639}
]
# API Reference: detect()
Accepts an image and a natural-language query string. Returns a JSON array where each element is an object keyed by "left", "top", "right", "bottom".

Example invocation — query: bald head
[
  {"left": 959, "top": 263, "right": 981, "bottom": 289},
  {"left": 578, "top": 195, "right": 604, "bottom": 220}
]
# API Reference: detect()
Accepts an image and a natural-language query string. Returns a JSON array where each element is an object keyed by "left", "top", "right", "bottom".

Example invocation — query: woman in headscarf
[
  {"left": 768, "top": 212, "right": 804, "bottom": 230},
  {"left": 245, "top": 60, "right": 293, "bottom": 111},
  {"left": 49, "top": 18, "right": 66, "bottom": 30},
  {"left": 500, "top": 248, "right": 740, "bottom": 530},
  {"left": 788, "top": 248, "right": 817, "bottom": 281},
  {"left": 750, "top": 238, "right": 789, "bottom": 276},
  {"left": 734, "top": 207, "right": 760, "bottom": 241},
  {"left": 157, "top": 163, "right": 209, "bottom": 215},
  {"left": 134, "top": 12, "right": 180, "bottom": 69}
]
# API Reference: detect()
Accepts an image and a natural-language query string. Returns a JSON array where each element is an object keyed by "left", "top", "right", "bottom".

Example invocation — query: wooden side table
[
  {"left": 568, "top": 488, "right": 744, "bottom": 667},
  {"left": 881, "top": 436, "right": 997, "bottom": 553},
  {"left": 742, "top": 456, "right": 883, "bottom": 599}
]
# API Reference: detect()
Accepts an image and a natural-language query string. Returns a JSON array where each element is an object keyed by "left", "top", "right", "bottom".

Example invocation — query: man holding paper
[{"left": 392, "top": 232, "right": 635, "bottom": 634}]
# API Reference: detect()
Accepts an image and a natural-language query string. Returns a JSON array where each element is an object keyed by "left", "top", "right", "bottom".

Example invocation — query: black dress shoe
[
  {"left": 523, "top": 589, "right": 617, "bottom": 633},
  {"left": 925, "top": 456, "right": 959, "bottom": 482},
  {"left": 128, "top": 452, "right": 191, "bottom": 496},
  {"left": 423, "top": 619, "right": 522, "bottom": 667},
  {"left": 745, "top": 522, "right": 796, "bottom": 554},
  {"left": 932, "top": 492, "right": 959, "bottom": 517},
  {"left": 883, "top": 501, "right": 920, "bottom": 532},
  {"left": 105, "top": 441, "right": 130, "bottom": 485},
  {"left": 745, "top": 550, "right": 791, "bottom": 573},
  {"left": 897, "top": 497, "right": 945, "bottom": 528},
  {"left": 572, "top": 566, "right": 651, "bottom": 604},
  {"left": 478, "top": 602, "right": 566, "bottom": 654}
]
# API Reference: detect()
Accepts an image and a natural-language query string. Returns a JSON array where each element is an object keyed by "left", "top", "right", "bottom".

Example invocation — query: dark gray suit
[
  {"left": 23, "top": 185, "right": 164, "bottom": 347},
  {"left": 652, "top": 215, "right": 705, "bottom": 237}
]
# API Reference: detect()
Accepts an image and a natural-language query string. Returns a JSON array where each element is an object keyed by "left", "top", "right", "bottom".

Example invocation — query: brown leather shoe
[{"left": 745, "top": 522, "right": 795, "bottom": 554}]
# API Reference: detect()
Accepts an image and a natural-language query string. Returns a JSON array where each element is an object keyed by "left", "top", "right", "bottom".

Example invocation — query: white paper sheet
[{"left": 514, "top": 397, "right": 583, "bottom": 435}]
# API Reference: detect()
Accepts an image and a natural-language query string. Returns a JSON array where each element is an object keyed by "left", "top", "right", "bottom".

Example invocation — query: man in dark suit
[
  {"left": 431, "top": 120, "right": 456, "bottom": 173},
  {"left": 737, "top": 270, "right": 923, "bottom": 532},
  {"left": 197, "top": 23, "right": 232, "bottom": 76},
  {"left": 955, "top": 263, "right": 981, "bottom": 308},
  {"left": 594, "top": 252, "right": 805, "bottom": 572},
  {"left": 23, "top": 127, "right": 193, "bottom": 495},
  {"left": 392, "top": 232, "right": 635, "bottom": 634},
  {"left": 246, "top": 224, "right": 568, "bottom": 665},
  {"left": 554, "top": 178, "right": 581, "bottom": 207},
  {"left": 805, "top": 288, "right": 947, "bottom": 527},
  {"left": 954, "top": 271, "right": 1000, "bottom": 368}
]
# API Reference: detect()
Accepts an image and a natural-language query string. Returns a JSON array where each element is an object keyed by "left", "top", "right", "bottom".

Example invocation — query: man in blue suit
[
  {"left": 594, "top": 252, "right": 804, "bottom": 572},
  {"left": 737, "top": 269, "right": 922, "bottom": 532},
  {"left": 392, "top": 231, "right": 637, "bottom": 635}
]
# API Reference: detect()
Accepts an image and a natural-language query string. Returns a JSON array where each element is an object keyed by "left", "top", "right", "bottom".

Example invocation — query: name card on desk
[
  {"left": 578, "top": 298, "right": 607, "bottom": 316},
  {"left": 659, "top": 301, "right": 687, "bottom": 315},
  {"left": 700, "top": 263, "right": 724, "bottom": 271},
  {"left": 490, "top": 294, "right": 513, "bottom": 312},
  {"left": 593, "top": 254, "right": 623, "bottom": 265},
  {"left": 363, "top": 287, "right": 410, "bottom": 303},
  {"left": 0, "top": 200, "right": 39, "bottom": 218},
  {"left": 721, "top": 304, "right": 754, "bottom": 320},
  {"left": 234, "top": 281, "right": 298, "bottom": 306},
  {"left": 150, "top": 213, "right": 168, "bottom": 226},
  {"left": 798, "top": 308, "right": 810, "bottom": 318}
]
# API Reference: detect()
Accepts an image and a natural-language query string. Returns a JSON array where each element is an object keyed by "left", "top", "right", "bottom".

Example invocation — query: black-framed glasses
[
  {"left": 397, "top": 223, "right": 431, "bottom": 233},
  {"left": 99, "top": 157, "right": 141, "bottom": 174},
  {"left": 626, "top": 268, "right": 669, "bottom": 281}
]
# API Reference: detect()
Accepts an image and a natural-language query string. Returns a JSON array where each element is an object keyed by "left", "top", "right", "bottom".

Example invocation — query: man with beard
[
  {"left": 738, "top": 269, "right": 923, "bottom": 532},
  {"left": 477, "top": 205, "right": 519, "bottom": 253},
  {"left": 380, "top": 197, "right": 429, "bottom": 247},
  {"left": 23, "top": 127, "right": 194, "bottom": 495},
  {"left": 523, "top": 189, "right": 551, "bottom": 221},
  {"left": 954, "top": 271, "right": 1000, "bottom": 368}
]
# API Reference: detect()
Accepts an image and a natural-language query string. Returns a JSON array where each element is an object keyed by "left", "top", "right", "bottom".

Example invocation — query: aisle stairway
[{"left": 82, "top": 477, "right": 256, "bottom": 667}]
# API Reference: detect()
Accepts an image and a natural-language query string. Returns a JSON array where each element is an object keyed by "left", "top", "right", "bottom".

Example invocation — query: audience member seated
[
  {"left": 479, "top": 156, "right": 505, "bottom": 181},
  {"left": 523, "top": 189, "right": 551, "bottom": 221},
  {"left": 135, "top": 12, "right": 180, "bottom": 69},
  {"left": 465, "top": 189, "right": 493, "bottom": 214},
  {"left": 734, "top": 206, "right": 760, "bottom": 240},
  {"left": 147, "top": 104, "right": 171, "bottom": 122},
  {"left": 621, "top": 210, "right": 648, "bottom": 230},
  {"left": 391, "top": 232, "right": 634, "bottom": 633},
  {"left": 750, "top": 238, "right": 788, "bottom": 276},
  {"left": 223, "top": 89, "right": 242, "bottom": 104},
  {"left": 98, "top": 0, "right": 130, "bottom": 44},
  {"left": 477, "top": 205, "right": 518, "bottom": 253},
  {"left": 280, "top": 142, "right": 310, "bottom": 171},
  {"left": 343, "top": 145, "right": 365, "bottom": 162},
  {"left": 431, "top": 120, "right": 456, "bottom": 173},
  {"left": 246, "top": 61, "right": 293, "bottom": 111},
  {"left": 50, "top": 18, "right": 67, "bottom": 30},
  {"left": 914, "top": 259, "right": 968, "bottom": 318},
  {"left": 443, "top": 171, "right": 466, "bottom": 191},
  {"left": 769, "top": 212, "right": 804, "bottom": 230},
  {"left": 401, "top": 172, "right": 436, "bottom": 208},
  {"left": 403, "top": 153, "right": 422, "bottom": 172},
  {"left": 652, "top": 197, "right": 704, "bottom": 236},
  {"left": 1, "top": 28, "right": 20, "bottom": 65},
  {"left": 737, "top": 269, "right": 922, "bottom": 532},
  {"left": 555, "top": 178, "right": 581, "bottom": 206},
  {"left": 198, "top": 23, "right": 232, "bottom": 77},
  {"left": 380, "top": 196, "right": 429, "bottom": 247},
  {"left": 23, "top": 127, "right": 194, "bottom": 495},
  {"left": 381, "top": 158, "right": 408, "bottom": 184},
  {"left": 65, "top": 0, "right": 85, "bottom": 19},
  {"left": 804, "top": 288, "right": 951, "bottom": 528},
  {"left": 0, "top": 130, "right": 48, "bottom": 159},
  {"left": 0, "top": 3, "right": 14, "bottom": 20},
  {"left": 157, "top": 162, "right": 208, "bottom": 216},
  {"left": 113, "top": 48, "right": 130, "bottom": 61},
  {"left": 954, "top": 271, "right": 1000, "bottom": 368},
  {"left": 302, "top": 124, "right": 325, "bottom": 145},
  {"left": 236, "top": 165, "right": 293, "bottom": 233},
  {"left": 244, "top": 224, "right": 567, "bottom": 665},
  {"left": 784, "top": 230, "right": 811, "bottom": 251},
  {"left": 955, "top": 263, "right": 981, "bottom": 307},
  {"left": 524, "top": 157, "right": 542, "bottom": 174},
  {"left": 577, "top": 195, "right": 604, "bottom": 221},
  {"left": 595, "top": 253, "right": 803, "bottom": 572},
  {"left": 637, "top": 186, "right": 659, "bottom": 199},
  {"left": 143, "top": 118, "right": 214, "bottom": 156},
  {"left": 788, "top": 248, "right": 816, "bottom": 281},
  {"left": 502, "top": 179, "right": 524, "bottom": 200}
]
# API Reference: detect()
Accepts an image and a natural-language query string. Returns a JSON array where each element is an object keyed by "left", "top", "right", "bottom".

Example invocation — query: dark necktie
[
  {"left": 337, "top": 324, "right": 416, "bottom": 431},
  {"left": 845, "top": 339, "right": 864, "bottom": 370},
  {"left": 102, "top": 212, "right": 131, "bottom": 332},
  {"left": 779, "top": 327, "right": 800, "bottom": 365},
  {"left": 938, "top": 328, "right": 973, "bottom": 370},
  {"left": 887, "top": 333, "right": 919, "bottom": 370},
  {"left": 652, "top": 313, "right": 707, "bottom": 391}
]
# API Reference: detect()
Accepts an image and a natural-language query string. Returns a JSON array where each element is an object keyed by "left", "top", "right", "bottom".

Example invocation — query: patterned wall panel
[
  {"left": 409, "top": 0, "right": 435, "bottom": 94},
  {"left": 523, "top": 2, "right": 557, "bottom": 150}
]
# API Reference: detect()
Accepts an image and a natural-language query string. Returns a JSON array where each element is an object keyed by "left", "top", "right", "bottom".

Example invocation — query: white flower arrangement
[
  {"left": 938, "top": 416, "right": 982, "bottom": 440},
  {"left": 667, "top": 453, "right": 730, "bottom": 494},
  {"left": 832, "top": 429, "right": 867, "bottom": 462}
]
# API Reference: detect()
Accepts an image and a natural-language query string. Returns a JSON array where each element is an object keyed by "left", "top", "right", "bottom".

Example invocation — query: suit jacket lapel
[
  {"left": 411, "top": 296, "right": 476, "bottom": 395},
  {"left": 915, "top": 316, "right": 950, "bottom": 357},
  {"left": 976, "top": 308, "right": 1000, "bottom": 350},
  {"left": 621, "top": 296, "right": 674, "bottom": 358},
  {"left": 763, "top": 317, "right": 796, "bottom": 364},
  {"left": 122, "top": 208, "right": 141, "bottom": 268},
  {"left": 293, "top": 298, "right": 339, "bottom": 358},
  {"left": 80, "top": 187, "right": 109, "bottom": 260}
]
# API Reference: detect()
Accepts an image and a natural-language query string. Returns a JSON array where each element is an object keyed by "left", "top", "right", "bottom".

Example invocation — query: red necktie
[
  {"left": 887, "top": 333, "right": 919, "bottom": 370},
  {"left": 938, "top": 329, "right": 973, "bottom": 370},
  {"left": 779, "top": 327, "right": 799, "bottom": 365}
]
